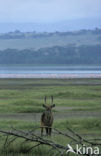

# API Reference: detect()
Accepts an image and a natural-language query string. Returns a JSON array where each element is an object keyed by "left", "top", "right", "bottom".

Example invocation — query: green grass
[
  {"left": 0, "top": 78, "right": 101, "bottom": 155},
  {"left": 0, "top": 78, "right": 101, "bottom": 113},
  {"left": 0, "top": 118, "right": 100, "bottom": 156}
]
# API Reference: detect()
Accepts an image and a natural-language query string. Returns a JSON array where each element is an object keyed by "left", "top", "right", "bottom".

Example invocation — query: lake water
[{"left": 0, "top": 65, "right": 101, "bottom": 78}]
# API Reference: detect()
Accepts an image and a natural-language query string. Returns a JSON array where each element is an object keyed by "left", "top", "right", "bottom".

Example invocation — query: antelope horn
[
  {"left": 44, "top": 96, "right": 47, "bottom": 104},
  {"left": 51, "top": 96, "right": 53, "bottom": 104}
]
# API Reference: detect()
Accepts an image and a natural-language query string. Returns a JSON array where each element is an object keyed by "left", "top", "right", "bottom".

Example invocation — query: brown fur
[{"left": 41, "top": 97, "right": 55, "bottom": 136}]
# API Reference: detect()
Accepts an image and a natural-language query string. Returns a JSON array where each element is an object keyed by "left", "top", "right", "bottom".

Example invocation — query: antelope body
[{"left": 41, "top": 96, "right": 55, "bottom": 136}]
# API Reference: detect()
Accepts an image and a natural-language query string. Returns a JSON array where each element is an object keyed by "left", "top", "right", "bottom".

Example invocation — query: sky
[{"left": 0, "top": 0, "right": 101, "bottom": 23}]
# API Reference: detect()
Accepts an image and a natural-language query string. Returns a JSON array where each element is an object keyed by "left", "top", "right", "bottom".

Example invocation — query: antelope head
[{"left": 43, "top": 96, "right": 55, "bottom": 112}]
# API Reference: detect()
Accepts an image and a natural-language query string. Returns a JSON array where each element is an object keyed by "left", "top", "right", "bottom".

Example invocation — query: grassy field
[{"left": 0, "top": 78, "right": 101, "bottom": 155}]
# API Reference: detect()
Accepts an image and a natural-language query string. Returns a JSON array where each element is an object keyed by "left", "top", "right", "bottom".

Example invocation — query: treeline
[
  {"left": 0, "top": 28, "right": 101, "bottom": 39},
  {"left": 0, "top": 45, "right": 101, "bottom": 64}
]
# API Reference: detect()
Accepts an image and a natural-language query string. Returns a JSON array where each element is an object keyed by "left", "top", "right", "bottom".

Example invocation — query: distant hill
[
  {"left": 0, "top": 44, "right": 101, "bottom": 65},
  {"left": 0, "top": 29, "right": 101, "bottom": 65},
  {"left": 0, "top": 29, "right": 101, "bottom": 50}
]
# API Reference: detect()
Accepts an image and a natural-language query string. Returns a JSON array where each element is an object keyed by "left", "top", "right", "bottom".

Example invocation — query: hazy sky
[{"left": 0, "top": 0, "right": 101, "bottom": 23}]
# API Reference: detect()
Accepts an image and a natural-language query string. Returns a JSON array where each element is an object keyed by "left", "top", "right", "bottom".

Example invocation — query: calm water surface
[{"left": 0, "top": 65, "right": 101, "bottom": 78}]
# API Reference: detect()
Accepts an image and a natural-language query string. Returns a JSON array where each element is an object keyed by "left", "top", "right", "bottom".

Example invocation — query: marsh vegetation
[{"left": 0, "top": 78, "right": 101, "bottom": 155}]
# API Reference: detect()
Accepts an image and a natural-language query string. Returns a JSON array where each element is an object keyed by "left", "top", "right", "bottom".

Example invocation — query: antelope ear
[
  {"left": 51, "top": 104, "right": 55, "bottom": 108},
  {"left": 43, "top": 104, "right": 47, "bottom": 108}
]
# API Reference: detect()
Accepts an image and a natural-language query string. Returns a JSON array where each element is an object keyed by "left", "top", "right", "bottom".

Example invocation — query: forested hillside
[
  {"left": 0, "top": 29, "right": 101, "bottom": 64},
  {"left": 0, "top": 44, "right": 101, "bottom": 64}
]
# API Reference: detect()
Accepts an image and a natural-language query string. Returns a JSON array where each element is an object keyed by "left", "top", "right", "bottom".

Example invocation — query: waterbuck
[{"left": 41, "top": 96, "right": 55, "bottom": 136}]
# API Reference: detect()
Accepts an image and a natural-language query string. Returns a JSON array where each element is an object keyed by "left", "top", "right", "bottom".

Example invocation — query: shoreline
[{"left": 0, "top": 73, "right": 101, "bottom": 78}]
